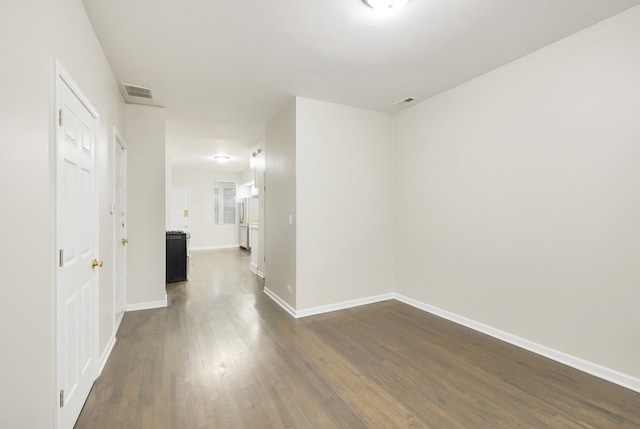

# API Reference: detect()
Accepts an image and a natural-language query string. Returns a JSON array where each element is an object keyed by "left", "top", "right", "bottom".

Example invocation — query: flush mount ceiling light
[
  {"left": 214, "top": 155, "right": 230, "bottom": 163},
  {"left": 362, "top": 0, "right": 408, "bottom": 11}
]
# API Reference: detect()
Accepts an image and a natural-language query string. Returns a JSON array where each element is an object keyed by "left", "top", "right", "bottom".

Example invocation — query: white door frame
[
  {"left": 52, "top": 59, "right": 100, "bottom": 429},
  {"left": 113, "top": 127, "right": 127, "bottom": 332}
]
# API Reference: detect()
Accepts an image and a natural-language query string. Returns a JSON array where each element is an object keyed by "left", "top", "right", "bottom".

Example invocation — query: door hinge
[
  {"left": 58, "top": 108, "right": 63, "bottom": 126},
  {"left": 59, "top": 389, "right": 64, "bottom": 407},
  {"left": 59, "top": 249, "right": 64, "bottom": 267}
]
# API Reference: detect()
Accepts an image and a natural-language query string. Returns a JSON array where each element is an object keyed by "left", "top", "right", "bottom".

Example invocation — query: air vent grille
[
  {"left": 122, "top": 83, "right": 154, "bottom": 99},
  {"left": 394, "top": 96, "right": 417, "bottom": 106}
]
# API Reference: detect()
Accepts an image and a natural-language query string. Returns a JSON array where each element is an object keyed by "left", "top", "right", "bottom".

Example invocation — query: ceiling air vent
[
  {"left": 122, "top": 83, "right": 154, "bottom": 99},
  {"left": 394, "top": 96, "right": 417, "bottom": 106}
]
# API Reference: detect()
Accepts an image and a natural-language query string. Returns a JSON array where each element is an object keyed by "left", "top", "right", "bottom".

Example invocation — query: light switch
[{"left": 288, "top": 214, "right": 293, "bottom": 225}]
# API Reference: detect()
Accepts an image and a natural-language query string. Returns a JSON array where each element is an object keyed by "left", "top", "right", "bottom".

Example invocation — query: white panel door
[
  {"left": 168, "top": 187, "right": 191, "bottom": 231},
  {"left": 114, "top": 133, "right": 127, "bottom": 330},
  {"left": 56, "top": 67, "right": 100, "bottom": 429}
]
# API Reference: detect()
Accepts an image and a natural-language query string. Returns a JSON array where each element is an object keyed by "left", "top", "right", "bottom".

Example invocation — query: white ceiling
[{"left": 82, "top": 0, "right": 640, "bottom": 173}]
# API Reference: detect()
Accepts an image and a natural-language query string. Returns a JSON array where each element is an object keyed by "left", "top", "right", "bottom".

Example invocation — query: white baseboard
[
  {"left": 126, "top": 294, "right": 168, "bottom": 312},
  {"left": 393, "top": 293, "right": 640, "bottom": 394},
  {"left": 264, "top": 289, "right": 394, "bottom": 319},
  {"left": 263, "top": 287, "right": 296, "bottom": 318},
  {"left": 296, "top": 293, "right": 395, "bottom": 318},
  {"left": 191, "top": 244, "right": 240, "bottom": 251},
  {"left": 98, "top": 334, "right": 116, "bottom": 375},
  {"left": 261, "top": 288, "right": 640, "bottom": 393},
  {"left": 250, "top": 266, "right": 265, "bottom": 279}
]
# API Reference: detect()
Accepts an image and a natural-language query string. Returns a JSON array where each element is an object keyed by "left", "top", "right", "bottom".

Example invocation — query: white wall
[
  {"left": 172, "top": 168, "right": 242, "bottom": 249},
  {"left": 265, "top": 100, "right": 297, "bottom": 307},
  {"left": 296, "top": 98, "right": 395, "bottom": 310},
  {"left": 126, "top": 105, "right": 167, "bottom": 307},
  {"left": 395, "top": 6, "right": 640, "bottom": 379},
  {"left": 166, "top": 154, "right": 173, "bottom": 228},
  {"left": 0, "top": 0, "right": 125, "bottom": 426},
  {"left": 239, "top": 168, "right": 253, "bottom": 185}
]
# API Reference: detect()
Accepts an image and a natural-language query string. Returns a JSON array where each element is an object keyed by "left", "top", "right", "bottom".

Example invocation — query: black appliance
[{"left": 166, "top": 231, "right": 187, "bottom": 283}]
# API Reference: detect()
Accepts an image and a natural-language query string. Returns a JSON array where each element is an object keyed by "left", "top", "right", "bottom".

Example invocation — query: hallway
[{"left": 75, "top": 249, "right": 640, "bottom": 428}]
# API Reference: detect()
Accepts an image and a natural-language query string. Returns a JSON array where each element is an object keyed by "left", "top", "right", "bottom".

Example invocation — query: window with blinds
[{"left": 213, "top": 181, "right": 237, "bottom": 225}]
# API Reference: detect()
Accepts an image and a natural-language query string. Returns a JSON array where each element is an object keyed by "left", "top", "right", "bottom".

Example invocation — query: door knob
[
  {"left": 91, "top": 259, "right": 103, "bottom": 269},
  {"left": 121, "top": 238, "right": 129, "bottom": 245}
]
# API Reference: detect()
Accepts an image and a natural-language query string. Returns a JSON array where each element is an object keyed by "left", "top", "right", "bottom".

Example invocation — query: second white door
[
  {"left": 114, "top": 131, "right": 127, "bottom": 330},
  {"left": 168, "top": 187, "right": 191, "bottom": 232}
]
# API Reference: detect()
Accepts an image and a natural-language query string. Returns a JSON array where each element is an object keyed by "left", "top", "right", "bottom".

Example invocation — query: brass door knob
[
  {"left": 91, "top": 259, "right": 103, "bottom": 269},
  {"left": 121, "top": 238, "right": 129, "bottom": 245}
]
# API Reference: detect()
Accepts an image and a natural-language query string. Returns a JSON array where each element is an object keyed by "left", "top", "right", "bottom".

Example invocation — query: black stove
[{"left": 166, "top": 231, "right": 187, "bottom": 282}]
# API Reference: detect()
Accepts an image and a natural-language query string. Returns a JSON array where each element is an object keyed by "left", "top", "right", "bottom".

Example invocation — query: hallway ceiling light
[
  {"left": 362, "top": 0, "right": 408, "bottom": 12},
  {"left": 214, "top": 155, "right": 230, "bottom": 163}
]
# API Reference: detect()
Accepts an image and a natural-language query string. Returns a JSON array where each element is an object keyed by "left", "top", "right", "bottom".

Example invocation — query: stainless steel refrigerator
[
  {"left": 238, "top": 198, "right": 250, "bottom": 249},
  {"left": 238, "top": 198, "right": 258, "bottom": 250}
]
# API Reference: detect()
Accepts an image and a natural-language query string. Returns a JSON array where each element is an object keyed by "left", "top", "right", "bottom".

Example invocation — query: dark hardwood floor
[{"left": 75, "top": 249, "right": 640, "bottom": 428}]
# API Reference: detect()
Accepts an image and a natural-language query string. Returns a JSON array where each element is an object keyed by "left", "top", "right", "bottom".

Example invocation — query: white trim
[
  {"left": 263, "top": 287, "right": 296, "bottom": 318},
  {"left": 263, "top": 289, "right": 395, "bottom": 319},
  {"left": 98, "top": 335, "right": 116, "bottom": 376},
  {"left": 113, "top": 128, "right": 127, "bottom": 149},
  {"left": 250, "top": 265, "right": 265, "bottom": 279},
  {"left": 393, "top": 293, "right": 640, "bottom": 394},
  {"left": 112, "top": 127, "right": 127, "bottom": 334},
  {"left": 296, "top": 293, "right": 395, "bottom": 318},
  {"left": 125, "top": 294, "right": 168, "bottom": 312},
  {"left": 190, "top": 245, "right": 240, "bottom": 251},
  {"left": 50, "top": 70, "right": 57, "bottom": 429},
  {"left": 56, "top": 61, "right": 100, "bottom": 118}
]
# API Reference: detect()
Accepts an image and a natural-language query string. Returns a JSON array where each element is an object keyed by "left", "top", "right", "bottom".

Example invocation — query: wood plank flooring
[{"left": 75, "top": 249, "right": 640, "bottom": 428}]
